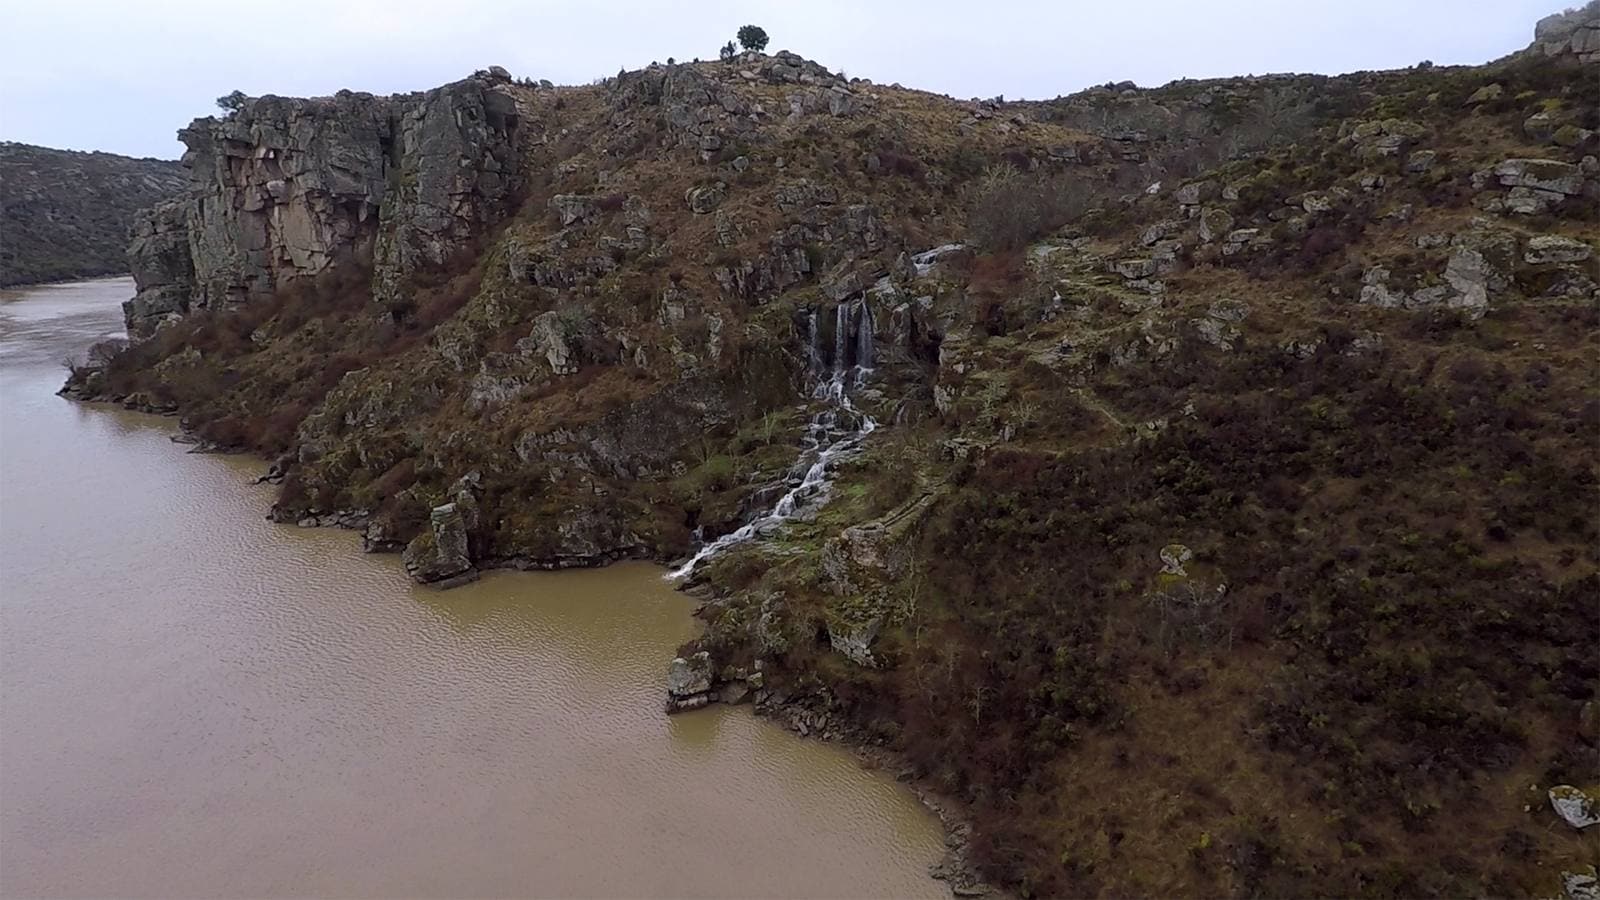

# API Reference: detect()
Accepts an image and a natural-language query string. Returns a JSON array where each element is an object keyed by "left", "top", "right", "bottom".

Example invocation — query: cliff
[
  {"left": 69, "top": 8, "right": 1600, "bottom": 897},
  {"left": 0, "top": 142, "right": 185, "bottom": 287},
  {"left": 124, "top": 71, "right": 526, "bottom": 335}
]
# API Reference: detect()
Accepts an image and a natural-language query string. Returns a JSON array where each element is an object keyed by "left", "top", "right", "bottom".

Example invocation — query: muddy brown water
[{"left": 0, "top": 278, "right": 944, "bottom": 898}]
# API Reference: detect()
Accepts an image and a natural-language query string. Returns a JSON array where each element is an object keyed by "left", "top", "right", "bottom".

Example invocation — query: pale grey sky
[{"left": 0, "top": 0, "right": 1565, "bottom": 160}]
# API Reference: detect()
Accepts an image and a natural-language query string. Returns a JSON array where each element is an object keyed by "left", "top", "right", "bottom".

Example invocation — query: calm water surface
[{"left": 0, "top": 278, "right": 944, "bottom": 898}]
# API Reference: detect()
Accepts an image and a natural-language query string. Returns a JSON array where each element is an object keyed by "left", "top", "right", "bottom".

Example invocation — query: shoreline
[
  {"left": 0, "top": 271, "right": 134, "bottom": 294},
  {"left": 60, "top": 381, "right": 988, "bottom": 897}
]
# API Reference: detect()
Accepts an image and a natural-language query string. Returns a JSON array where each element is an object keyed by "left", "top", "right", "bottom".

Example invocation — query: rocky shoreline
[
  {"left": 57, "top": 379, "right": 993, "bottom": 896},
  {"left": 664, "top": 583, "right": 997, "bottom": 898}
]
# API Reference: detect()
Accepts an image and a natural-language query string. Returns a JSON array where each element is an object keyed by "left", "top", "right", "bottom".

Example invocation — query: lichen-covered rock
[
  {"left": 1197, "top": 207, "right": 1234, "bottom": 243},
  {"left": 1193, "top": 298, "right": 1248, "bottom": 350},
  {"left": 1346, "top": 119, "right": 1427, "bottom": 160},
  {"left": 1160, "top": 543, "right": 1193, "bottom": 576},
  {"left": 1493, "top": 158, "right": 1586, "bottom": 196},
  {"left": 527, "top": 310, "right": 579, "bottom": 376},
  {"left": 550, "top": 194, "right": 599, "bottom": 227},
  {"left": 1525, "top": 234, "right": 1594, "bottom": 264},
  {"left": 1564, "top": 868, "right": 1600, "bottom": 900},
  {"left": 402, "top": 502, "right": 477, "bottom": 586},
  {"left": 685, "top": 182, "right": 726, "bottom": 214},
  {"left": 827, "top": 615, "right": 883, "bottom": 667},
  {"left": 1550, "top": 785, "right": 1600, "bottom": 829},
  {"left": 666, "top": 651, "right": 715, "bottom": 712}
]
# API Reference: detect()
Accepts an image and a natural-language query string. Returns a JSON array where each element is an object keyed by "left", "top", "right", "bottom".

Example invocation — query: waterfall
[
  {"left": 854, "top": 301, "right": 874, "bottom": 382},
  {"left": 666, "top": 298, "right": 878, "bottom": 581},
  {"left": 834, "top": 302, "right": 850, "bottom": 375}
]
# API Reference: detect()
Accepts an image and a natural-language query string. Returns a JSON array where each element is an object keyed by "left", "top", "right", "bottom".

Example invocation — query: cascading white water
[{"left": 666, "top": 299, "right": 877, "bottom": 581}]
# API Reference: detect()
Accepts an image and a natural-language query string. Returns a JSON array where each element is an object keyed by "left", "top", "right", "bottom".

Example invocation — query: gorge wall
[{"left": 125, "top": 71, "right": 527, "bottom": 335}]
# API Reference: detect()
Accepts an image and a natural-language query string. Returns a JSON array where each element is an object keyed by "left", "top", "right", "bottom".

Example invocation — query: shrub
[
  {"left": 965, "top": 166, "right": 1100, "bottom": 251},
  {"left": 216, "top": 90, "right": 247, "bottom": 112}
]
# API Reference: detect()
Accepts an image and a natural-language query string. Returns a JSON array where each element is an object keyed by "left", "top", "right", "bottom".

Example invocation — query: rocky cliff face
[
  {"left": 67, "top": 10, "right": 1600, "bottom": 898},
  {"left": 0, "top": 143, "right": 184, "bottom": 287},
  {"left": 1533, "top": 0, "right": 1600, "bottom": 61},
  {"left": 124, "top": 71, "right": 527, "bottom": 335}
]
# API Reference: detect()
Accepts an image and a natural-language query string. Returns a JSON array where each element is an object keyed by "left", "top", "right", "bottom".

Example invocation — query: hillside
[
  {"left": 0, "top": 142, "right": 185, "bottom": 287},
  {"left": 64, "top": 5, "right": 1600, "bottom": 897}
]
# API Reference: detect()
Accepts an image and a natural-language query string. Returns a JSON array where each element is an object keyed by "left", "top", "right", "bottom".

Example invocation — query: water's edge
[{"left": 58, "top": 388, "right": 986, "bottom": 896}]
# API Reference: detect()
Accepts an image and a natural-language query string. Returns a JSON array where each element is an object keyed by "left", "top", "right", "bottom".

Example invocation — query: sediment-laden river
[{"left": 0, "top": 278, "right": 944, "bottom": 898}]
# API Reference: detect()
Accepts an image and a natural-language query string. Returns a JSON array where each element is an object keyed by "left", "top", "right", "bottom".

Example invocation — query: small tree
[
  {"left": 719, "top": 40, "right": 737, "bottom": 61},
  {"left": 216, "top": 90, "right": 248, "bottom": 112},
  {"left": 736, "top": 25, "right": 769, "bottom": 52}
]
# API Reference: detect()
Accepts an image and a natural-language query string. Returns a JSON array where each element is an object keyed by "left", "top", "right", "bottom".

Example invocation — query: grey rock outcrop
[
  {"left": 402, "top": 501, "right": 478, "bottom": 587},
  {"left": 1525, "top": 234, "right": 1594, "bottom": 265},
  {"left": 1550, "top": 785, "right": 1600, "bottom": 830},
  {"left": 1531, "top": 1, "right": 1600, "bottom": 63},
  {"left": 124, "top": 74, "right": 525, "bottom": 337},
  {"left": 1565, "top": 868, "right": 1600, "bottom": 900},
  {"left": 122, "top": 200, "right": 196, "bottom": 332},
  {"left": 666, "top": 651, "right": 715, "bottom": 712}
]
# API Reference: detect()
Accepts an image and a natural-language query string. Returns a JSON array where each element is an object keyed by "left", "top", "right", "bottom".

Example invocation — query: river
[{"left": 0, "top": 278, "right": 944, "bottom": 898}]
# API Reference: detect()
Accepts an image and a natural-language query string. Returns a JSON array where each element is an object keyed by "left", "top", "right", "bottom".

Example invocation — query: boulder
[
  {"left": 1160, "top": 543, "right": 1193, "bottom": 576},
  {"left": 1564, "top": 869, "right": 1599, "bottom": 900},
  {"left": 1405, "top": 149, "right": 1438, "bottom": 173},
  {"left": 827, "top": 616, "right": 883, "bottom": 667},
  {"left": 1441, "top": 247, "right": 1492, "bottom": 318},
  {"left": 401, "top": 502, "right": 477, "bottom": 586},
  {"left": 1494, "top": 158, "right": 1585, "bottom": 195},
  {"left": 1525, "top": 234, "right": 1594, "bottom": 264},
  {"left": 685, "top": 182, "right": 726, "bottom": 214},
  {"left": 1550, "top": 785, "right": 1600, "bottom": 829},
  {"left": 666, "top": 651, "right": 715, "bottom": 712},
  {"left": 526, "top": 311, "right": 579, "bottom": 376},
  {"left": 1524, "top": 112, "right": 1558, "bottom": 143},
  {"left": 1141, "top": 220, "right": 1183, "bottom": 246},
  {"left": 550, "top": 194, "right": 599, "bottom": 227},
  {"left": 1175, "top": 180, "right": 1217, "bottom": 207},
  {"left": 1193, "top": 298, "right": 1249, "bottom": 351},
  {"left": 1198, "top": 207, "right": 1234, "bottom": 243},
  {"left": 1111, "top": 258, "right": 1160, "bottom": 280},
  {"left": 1465, "top": 84, "right": 1504, "bottom": 105},
  {"left": 1347, "top": 119, "right": 1427, "bottom": 160}
]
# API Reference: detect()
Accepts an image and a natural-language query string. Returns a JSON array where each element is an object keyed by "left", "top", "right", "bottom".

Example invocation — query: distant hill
[{"left": 0, "top": 142, "right": 185, "bottom": 287}]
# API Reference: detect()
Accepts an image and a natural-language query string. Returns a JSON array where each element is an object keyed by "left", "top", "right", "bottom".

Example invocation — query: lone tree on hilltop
[
  {"left": 736, "top": 25, "right": 769, "bottom": 52},
  {"left": 216, "top": 90, "right": 247, "bottom": 112}
]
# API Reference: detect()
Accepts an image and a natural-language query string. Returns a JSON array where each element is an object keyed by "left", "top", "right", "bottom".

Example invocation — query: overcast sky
[{"left": 0, "top": 0, "right": 1566, "bottom": 160}]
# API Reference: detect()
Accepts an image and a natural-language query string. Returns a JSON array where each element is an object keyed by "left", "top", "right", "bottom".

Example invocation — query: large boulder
[
  {"left": 665, "top": 651, "right": 715, "bottom": 712},
  {"left": 402, "top": 502, "right": 477, "bottom": 586},
  {"left": 1550, "top": 785, "right": 1600, "bottom": 830},
  {"left": 1493, "top": 158, "right": 1586, "bottom": 196},
  {"left": 1525, "top": 235, "right": 1594, "bottom": 265}
]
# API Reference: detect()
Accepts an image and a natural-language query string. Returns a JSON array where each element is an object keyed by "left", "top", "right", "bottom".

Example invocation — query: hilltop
[
  {"left": 0, "top": 142, "right": 185, "bottom": 287},
  {"left": 64, "top": 6, "right": 1600, "bottom": 897}
]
